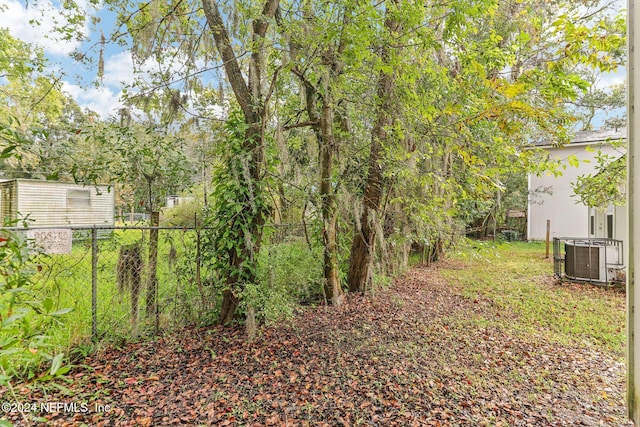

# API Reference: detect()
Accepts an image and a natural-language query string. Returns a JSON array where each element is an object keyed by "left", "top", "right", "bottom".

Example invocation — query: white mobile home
[
  {"left": 0, "top": 179, "right": 115, "bottom": 227},
  {"left": 527, "top": 128, "right": 626, "bottom": 241}
]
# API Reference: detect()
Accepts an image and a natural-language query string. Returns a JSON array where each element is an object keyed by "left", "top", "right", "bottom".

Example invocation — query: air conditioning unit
[{"left": 565, "top": 241, "right": 621, "bottom": 282}]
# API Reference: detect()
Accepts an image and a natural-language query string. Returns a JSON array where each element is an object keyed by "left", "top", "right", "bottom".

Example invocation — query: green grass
[
  {"left": 443, "top": 240, "right": 626, "bottom": 356},
  {"left": 1, "top": 228, "right": 214, "bottom": 379},
  {"left": 6, "top": 237, "right": 627, "bottom": 380}
]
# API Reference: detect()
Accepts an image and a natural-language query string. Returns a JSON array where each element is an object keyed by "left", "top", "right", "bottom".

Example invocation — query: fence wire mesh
[
  {"left": 24, "top": 226, "right": 215, "bottom": 344},
  {"left": 14, "top": 222, "right": 311, "bottom": 346}
]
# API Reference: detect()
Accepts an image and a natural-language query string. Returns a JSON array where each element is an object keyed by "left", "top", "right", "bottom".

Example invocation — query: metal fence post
[
  {"left": 147, "top": 212, "right": 160, "bottom": 335},
  {"left": 91, "top": 226, "right": 98, "bottom": 341}
]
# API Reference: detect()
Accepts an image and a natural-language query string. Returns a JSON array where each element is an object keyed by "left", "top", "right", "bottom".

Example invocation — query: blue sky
[{"left": 0, "top": 0, "right": 132, "bottom": 118}]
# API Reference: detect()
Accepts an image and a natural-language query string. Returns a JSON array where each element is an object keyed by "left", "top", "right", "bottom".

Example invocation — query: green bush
[
  {"left": 161, "top": 197, "right": 205, "bottom": 227},
  {"left": 0, "top": 228, "right": 71, "bottom": 382},
  {"left": 244, "top": 239, "right": 323, "bottom": 325}
]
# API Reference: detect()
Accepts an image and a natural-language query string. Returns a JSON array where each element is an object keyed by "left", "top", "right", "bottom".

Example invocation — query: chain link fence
[
  {"left": 15, "top": 223, "right": 312, "bottom": 346},
  {"left": 20, "top": 226, "right": 215, "bottom": 345}
]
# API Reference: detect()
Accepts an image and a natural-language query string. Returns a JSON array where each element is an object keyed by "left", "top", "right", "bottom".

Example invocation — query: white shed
[{"left": 0, "top": 179, "right": 115, "bottom": 227}]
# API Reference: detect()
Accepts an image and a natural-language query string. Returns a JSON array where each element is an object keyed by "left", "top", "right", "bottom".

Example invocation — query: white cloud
[
  {"left": 597, "top": 68, "right": 626, "bottom": 90},
  {"left": 0, "top": 0, "right": 89, "bottom": 56},
  {"left": 102, "top": 51, "right": 135, "bottom": 87},
  {"left": 62, "top": 81, "right": 123, "bottom": 118},
  {"left": 0, "top": 0, "right": 133, "bottom": 119}
]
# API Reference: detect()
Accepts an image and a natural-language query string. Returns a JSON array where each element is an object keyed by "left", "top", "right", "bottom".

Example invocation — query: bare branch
[{"left": 282, "top": 120, "right": 320, "bottom": 130}]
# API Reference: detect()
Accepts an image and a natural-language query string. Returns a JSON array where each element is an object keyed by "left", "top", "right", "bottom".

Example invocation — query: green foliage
[
  {"left": 0, "top": 117, "right": 32, "bottom": 163},
  {"left": 0, "top": 29, "right": 92, "bottom": 180},
  {"left": 573, "top": 148, "right": 626, "bottom": 208},
  {"left": 244, "top": 240, "right": 323, "bottom": 325},
  {"left": 572, "top": 76, "right": 626, "bottom": 130},
  {"left": 1, "top": 227, "right": 215, "bottom": 379},
  {"left": 202, "top": 112, "right": 270, "bottom": 302},
  {"left": 365, "top": 0, "right": 625, "bottom": 257},
  {"left": 0, "top": 226, "right": 71, "bottom": 382},
  {"left": 77, "top": 120, "right": 196, "bottom": 213},
  {"left": 0, "top": 28, "right": 45, "bottom": 79},
  {"left": 161, "top": 196, "right": 205, "bottom": 227},
  {"left": 2, "top": 0, "right": 627, "bottom": 335},
  {"left": 159, "top": 230, "right": 216, "bottom": 327}
]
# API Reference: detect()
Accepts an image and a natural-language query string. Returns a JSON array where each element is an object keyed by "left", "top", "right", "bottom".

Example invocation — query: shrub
[
  {"left": 0, "top": 228, "right": 71, "bottom": 382},
  {"left": 243, "top": 239, "right": 324, "bottom": 325},
  {"left": 161, "top": 197, "right": 205, "bottom": 227}
]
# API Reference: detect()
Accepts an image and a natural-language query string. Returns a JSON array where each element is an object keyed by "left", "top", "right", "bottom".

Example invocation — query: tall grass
[{"left": 8, "top": 229, "right": 212, "bottom": 370}]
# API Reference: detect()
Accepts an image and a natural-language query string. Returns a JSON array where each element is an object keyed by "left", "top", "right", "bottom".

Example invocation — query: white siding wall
[
  {"left": 592, "top": 205, "right": 628, "bottom": 242},
  {"left": 528, "top": 143, "right": 623, "bottom": 241},
  {"left": 615, "top": 205, "right": 627, "bottom": 243},
  {"left": 15, "top": 180, "right": 114, "bottom": 227}
]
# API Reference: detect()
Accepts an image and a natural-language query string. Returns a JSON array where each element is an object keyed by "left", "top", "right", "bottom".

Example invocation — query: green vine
[{"left": 202, "top": 112, "right": 270, "bottom": 311}]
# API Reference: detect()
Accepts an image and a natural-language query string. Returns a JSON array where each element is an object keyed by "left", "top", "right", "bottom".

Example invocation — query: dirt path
[{"left": 3, "top": 264, "right": 631, "bottom": 426}]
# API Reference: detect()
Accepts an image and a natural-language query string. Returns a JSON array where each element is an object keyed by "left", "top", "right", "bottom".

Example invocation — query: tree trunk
[
  {"left": 203, "top": 0, "right": 278, "bottom": 324},
  {"left": 289, "top": 59, "right": 344, "bottom": 305},
  {"left": 347, "top": 180, "right": 381, "bottom": 294},
  {"left": 346, "top": 72, "right": 394, "bottom": 293},
  {"left": 218, "top": 124, "right": 266, "bottom": 325},
  {"left": 319, "top": 92, "right": 343, "bottom": 305},
  {"left": 347, "top": 5, "right": 401, "bottom": 294},
  {"left": 219, "top": 288, "right": 240, "bottom": 325}
]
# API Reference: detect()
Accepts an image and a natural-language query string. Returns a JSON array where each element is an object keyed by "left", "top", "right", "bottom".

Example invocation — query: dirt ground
[{"left": 2, "top": 262, "right": 632, "bottom": 426}]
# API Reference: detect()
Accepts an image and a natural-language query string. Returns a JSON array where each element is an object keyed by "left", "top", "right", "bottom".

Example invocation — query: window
[
  {"left": 607, "top": 214, "right": 614, "bottom": 239},
  {"left": 590, "top": 214, "right": 595, "bottom": 236},
  {"left": 67, "top": 189, "right": 90, "bottom": 208}
]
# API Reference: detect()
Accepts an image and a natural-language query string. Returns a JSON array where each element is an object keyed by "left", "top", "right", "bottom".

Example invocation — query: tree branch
[
  {"left": 202, "top": 0, "right": 253, "bottom": 119},
  {"left": 282, "top": 120, "right": 319, "bottom": 130}
]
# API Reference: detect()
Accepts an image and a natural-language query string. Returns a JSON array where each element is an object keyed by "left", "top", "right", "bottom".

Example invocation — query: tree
[
  {"left": 569, "top": 70, "right": 626, "bottom": 130},
  {"left": 100, "top": 0, "right": 280, "bottom": 323},
  {"left": 347, "top": 0, "right": 405, "bottom": 294},
  {"left": 201, "top": 0, "right": 279, "bottom": 324},
  {"left": 277, "top": 0, "right": 363, "bottom": 305},
  {"left": 573, "top": 138, "right": 626, "bottom": 208},
  {"left": 0, "top": 28, "right": 45, "bottom": 80},
  {"left": 11, "top": 0, "right": 624, "bottom": 326},
  {"left": 345, "top": 0, "right": 625, "bottom": 287},
  {"left": 90, "top": 116, "right": 195, "bottom": 212},
  {"left": 0, "top": 28, "right": 97, "bottom": 180}
]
